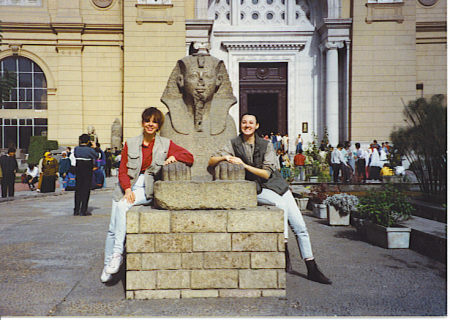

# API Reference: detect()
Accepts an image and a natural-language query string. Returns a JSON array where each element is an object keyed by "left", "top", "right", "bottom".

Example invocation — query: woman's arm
[
  {"left": 209, "top": 155, "right": 270, "bottom": 180},
  {"left": 166, "top": 141, "right": 194, "bottom": 166}
]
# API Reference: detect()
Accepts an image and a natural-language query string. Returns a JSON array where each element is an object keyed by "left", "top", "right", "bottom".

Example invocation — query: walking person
[
  {"left": 0, "top": 147, "right": 18, "bottom": 198},
  {"left": 26, "top": 163, "right": 39, "bottom": 191},
  {"left": 74, "top": 134, "right": 99, "bottom": 216},
  {"left": 101, "top": 107, "right": 194, "bottom": 283},
  {"left": 208, "top": 113, "right": 331, "bottom": 285}
]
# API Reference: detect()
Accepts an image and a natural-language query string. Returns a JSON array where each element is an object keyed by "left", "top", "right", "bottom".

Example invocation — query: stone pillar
[{"left": 325, "top": 41, "right": 343, "bottom": 147}]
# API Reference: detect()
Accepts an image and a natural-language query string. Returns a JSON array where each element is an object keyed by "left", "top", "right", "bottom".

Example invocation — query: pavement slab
[{"left": 0, "top": 189, "right": 446, "bottom": 317}]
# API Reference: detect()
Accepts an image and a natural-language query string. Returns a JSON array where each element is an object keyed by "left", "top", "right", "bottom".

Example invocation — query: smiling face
[
  {"left": 142, "top": 116, "right": 159, "bottom": 136},
  {"left": 240, "top": 114, "right": 259, "bottom": 137}
]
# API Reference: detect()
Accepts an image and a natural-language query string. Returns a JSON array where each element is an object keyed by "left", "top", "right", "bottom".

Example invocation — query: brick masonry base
[{"left": 126, "top": 205, "right": 286, "bottom": 299}]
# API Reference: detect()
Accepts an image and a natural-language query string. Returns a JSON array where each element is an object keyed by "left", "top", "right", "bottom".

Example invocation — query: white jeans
[
  {"left": 257, "top": 188, "right": 314, "bottom": 260},
  {"left": 103, "top": 174, "right": 151, "bottom": 266}
]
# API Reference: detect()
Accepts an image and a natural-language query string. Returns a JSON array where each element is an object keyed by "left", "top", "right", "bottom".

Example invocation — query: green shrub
[
  {"left": 28, "top": 136, "right": 59, "bottom": 165},
  {"left": 357, "top": 184, "right": 414, "bottom": 227}
]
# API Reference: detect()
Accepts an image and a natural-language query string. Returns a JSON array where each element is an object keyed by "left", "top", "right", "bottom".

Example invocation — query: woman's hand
[
  {"left": 124, "top": 188, "right": 135, "bottom": 204},
  {"left": 224, "top": 155, "right": 244, "bottom": 165},
  {"left": 164, "top": 156, "right": 177, "bottom": 165}
]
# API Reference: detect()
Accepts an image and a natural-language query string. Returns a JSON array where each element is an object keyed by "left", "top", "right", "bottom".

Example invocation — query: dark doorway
[
  {"left": 239, "top": 62, "right": 287, "bottom": 136},
  {"left": 247, "top": 93, "right": 279, "bottom": 136}
]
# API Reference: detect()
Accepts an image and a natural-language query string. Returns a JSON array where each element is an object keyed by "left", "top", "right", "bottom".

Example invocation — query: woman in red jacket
[{"left": 101, "top": 107, "right": 194, "bottom": 283}]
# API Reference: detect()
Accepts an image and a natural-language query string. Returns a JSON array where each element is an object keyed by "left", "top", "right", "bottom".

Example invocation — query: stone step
[
  {"left": 399, "top": 216, "right": 446, "bottom": 263},
  {"left": 409, "top": 199, "right": 446, "bottom": 223}
]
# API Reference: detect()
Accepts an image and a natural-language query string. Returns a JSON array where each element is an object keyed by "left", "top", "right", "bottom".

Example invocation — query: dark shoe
[
  {"left": 305, "top": 259, "right": 332, "bottom": 285},
  {"left": 81, "top": 212, "right": 92, "bottom": 216},
  {"left": 73, "top": 211, "right": 80, "bottom": 216}
]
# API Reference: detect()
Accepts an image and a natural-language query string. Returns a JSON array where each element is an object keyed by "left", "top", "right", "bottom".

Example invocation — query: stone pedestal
[
  {"left": 154, "top": 180, "right": 257, "bottom": 210},
  {"left": 125, "top": 205, "right": 286, "bottom": 299}
]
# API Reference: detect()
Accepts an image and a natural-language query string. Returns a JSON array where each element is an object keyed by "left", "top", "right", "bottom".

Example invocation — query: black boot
[
  {"left": 285, "top": 242, "right": 293, "bottom": 273},
  {"left": 305, "top": 259, "right": 332, "bottom": 285}
]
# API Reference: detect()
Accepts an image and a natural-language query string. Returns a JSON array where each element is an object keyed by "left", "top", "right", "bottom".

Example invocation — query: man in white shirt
[{"left": 331, "top": 143, "right": 346, "bottom": 183}]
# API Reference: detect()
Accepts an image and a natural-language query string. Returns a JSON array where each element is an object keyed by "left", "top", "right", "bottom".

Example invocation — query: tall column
[{"left": 325, "top": 41, "right": 343, "bottom": 146}]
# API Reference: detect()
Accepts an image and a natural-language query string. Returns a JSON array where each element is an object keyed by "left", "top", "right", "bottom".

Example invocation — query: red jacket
[{"left": 294, "top": 153, "right": 306, "bottom": 166}]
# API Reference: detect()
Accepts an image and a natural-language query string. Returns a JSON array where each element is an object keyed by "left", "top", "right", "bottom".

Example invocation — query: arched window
[
  {"left": 0, "top": 56, "right": 47, "bottom": 110},
  {"left": 0, "top": 56, "right": 48, "bottom": 150}
]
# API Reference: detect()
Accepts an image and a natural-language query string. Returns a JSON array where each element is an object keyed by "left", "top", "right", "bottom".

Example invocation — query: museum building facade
[{"left": 0, "top": 0, "right": 446, "bottom": 152}]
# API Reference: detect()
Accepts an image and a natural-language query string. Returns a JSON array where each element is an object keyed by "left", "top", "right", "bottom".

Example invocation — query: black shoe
[
  {"left": 305, "top": 259, "right": 332, "bottom": 285},
  {"left": 74, "top": 211, "right": 80, "bottom": 216},
  {"left": 81, "top": 212, "right": 92, "bottom": 216}
]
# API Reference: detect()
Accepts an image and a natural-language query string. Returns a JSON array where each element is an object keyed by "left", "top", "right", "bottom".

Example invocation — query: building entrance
[{"left": 239, "top": 62, "right": 287, "bottom": 136}]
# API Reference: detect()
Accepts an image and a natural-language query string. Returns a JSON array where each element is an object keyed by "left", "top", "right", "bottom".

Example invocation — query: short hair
[
  {"left": 7, "top": 147, "right": 15, "bottom": 154},
  {"left": 142, "top": 107, "right": 164, "bottom": 130},
  {"left": 96, "top": 142, "right": 101, "bottom": 148},
  {"left": 67, "top": 147, "right": 71, "bottom": 151},
  {"left": 79, "top": 134, "right": 90, "bottom": 144},
  {"left": 240, "top": 113, "right": 258, "bottom": 123},
  {"left": 355, "top": 143, "right": 360, "bottom": 148},
  {"left": 337, "top": 143, "right": 343, "bottom": 148}
]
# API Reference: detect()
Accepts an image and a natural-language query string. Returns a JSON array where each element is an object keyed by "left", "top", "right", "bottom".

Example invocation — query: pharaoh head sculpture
[{"left": 161, "top": 52, "right": 237, "bottom": 135}]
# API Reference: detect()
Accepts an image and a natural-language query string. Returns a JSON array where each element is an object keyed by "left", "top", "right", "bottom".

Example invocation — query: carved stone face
[{"left": 182, "top": 66, "right": 217, "bottom": 104}]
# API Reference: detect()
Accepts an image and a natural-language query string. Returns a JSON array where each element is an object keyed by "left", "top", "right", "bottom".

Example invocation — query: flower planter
[
  {"left": 327, "top": 205, "right": 350, "bottom": 226},
  {"left": 309, "top": 176, "right": 319, "bottom": 183},
  {"left": 295, "top": 198, "right": 309, "bottom": 211},
  {"left": 365, "top": 221, "right": 411, "bottom": 249},
  {"left": 312, "top": 203, "right": 327, "bottom": 219}
]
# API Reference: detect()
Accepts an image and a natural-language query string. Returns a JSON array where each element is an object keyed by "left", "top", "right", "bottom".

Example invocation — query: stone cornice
[
  {"left": 222, "top": 41, "right": 306, "bottom": 51},
  {"left": 416, "top": 21, "right": 446, "bottom": 32},
  {"left": 0, "top": 22, "right": 123, "bottom": 34}
]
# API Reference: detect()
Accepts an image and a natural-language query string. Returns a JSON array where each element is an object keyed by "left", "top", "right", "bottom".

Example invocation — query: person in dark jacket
[
  {"left": 208, "top": 113, "right": 331, "bottom": 285},
  {"left": 0, "top": 147, "right": 18, "bottom": 198},
  {"left": 74, "top": 133, "right": 98, "bottom": 216},
  {"left": 58, "top": 151, "right": 71, "bottom": 190}
]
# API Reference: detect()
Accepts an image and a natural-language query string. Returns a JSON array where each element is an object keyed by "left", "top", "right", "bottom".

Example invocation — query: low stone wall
[{"left": 126, "top": 205, "right": 286, "bottom": 299}]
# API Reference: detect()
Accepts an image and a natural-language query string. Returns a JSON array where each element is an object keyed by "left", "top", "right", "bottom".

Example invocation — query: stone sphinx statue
[
  {"left": 111, "top": 118, "right": 122, "bottom": 150},
  {"left": 160, "top": 50, "right": 237, "bottom": 180}
]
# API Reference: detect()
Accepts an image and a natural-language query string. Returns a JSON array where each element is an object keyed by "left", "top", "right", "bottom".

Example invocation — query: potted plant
[
  {"left": 323, "top": 193, "right": 359, "bottom": 226},
  {"left": 357, "top": 184, "right": 415, "bottom": 248},
  {"left": 294, "top": 191, "right": 309, "bottom": 211},
  {"left": 309, "top": 183, "right": 337, "bottom": 219}
]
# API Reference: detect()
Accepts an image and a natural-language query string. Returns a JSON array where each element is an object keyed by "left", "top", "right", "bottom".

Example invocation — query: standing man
[
  {"left": 293, "top": 150, "right": 306, "bottom": 181},
  {"left": 58, "top": 151, "right": 71, "bottom": 190},
  {"left": 331, "top": 143, "right": 346, "bottom": 183},
  {"left": 74, "top": 134, "right": 98, "bottom": 216},
  {"left": 0, "top": 147, "right": 18, "bottom": 198}
]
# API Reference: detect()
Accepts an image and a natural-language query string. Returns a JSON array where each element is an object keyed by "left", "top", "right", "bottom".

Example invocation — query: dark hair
[
  {"left": 7, "top": 147, "right": 15, "bottom": 154},
  {"left": 79, "top": 134, "right": 90, "bottom": 144},
  {"left": 240, "top": 113, "right": 258, "bottom": 123},
  {"left": 67, "top": 147, "right": 71, "bottom": 151},
  {"left": 355, "top": 142, "right": 361, "bottom": 148},
  {"left": 28, "top": 163, "right": 35, "bottom": 170},
  {"left": 96, "top": 142, "right": 101, "bottom": 148},
  {"left": 337, "top": 143, "right": 343, "bottom": 148},
  {"left": 142, "top": 107, "right": 164, "bottom": 130}
]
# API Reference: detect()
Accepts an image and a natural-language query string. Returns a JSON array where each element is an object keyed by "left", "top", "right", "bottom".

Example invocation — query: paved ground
[{"left": 0, "top": 185, "right": 446, "bottom": 317}]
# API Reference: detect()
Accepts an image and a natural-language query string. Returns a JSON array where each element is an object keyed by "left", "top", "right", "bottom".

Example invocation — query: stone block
[
  {"left": 126, "top": 271, "right": 156, "bottom": 290},
  {"left": 155, "top": 234, "right": 192, "bottom": 252},
  {"left": 204, "top": 252, "right": 250, "bottom": 269},
  {"left": 278, "top": 270, "right": 286, "bottom": 289},
  {"left": 126, "top": 291, "right": 134, "bottom": 299},
  {"left": 157, "top": 270, "right": 190, "bottom": 289},
  {"left": 181, "top": 253, "right": 203, "bottom": 269},
  {"left": 193, "top": 233, "right": 231, "bottom": 251},
  {"left": 251, "top": 252, "right": 285, "bottom": 269},
  {"left": 126, "top": 234, "right": 155, "bottom": 253},
  {"left": 134, "top": 290, "right": 181, "bottom": 299},
  {"left": 262, "top": 290, "right": 286, "bottom": 297},
  {"left": 142, "top": 253, "right": 181, "bottom": 270},
  {"left": 191, "top": 270, "right": 238, "bottom": 289},
  {"left": 154, "top": 181, "right": 257, "bottom": 210},
  {"left": 232, "top": 233, "right": 278, "bottom": 252},
  {"left": 219, "top": 289, "right": 261, "bottom": 298},
  {"left": 239, "top": 270, "right": 278, "bottom": 289},
  {"left": 228, "top": 207, "right": 284, "bottom": 233},
  {"left": 171, "top": 211, "right": 227, "bottom": 233},
  {"left": 127, "top": 209, "right": 139, "bottom": 233},
  {"left": 140, "top": 209, "right": 170, "bottom": 233},
  {"left": 127, "top": 253, "right": 142, "bottom": 270},
  {"left": 181, "top": 290, "right": 219, "bottom": 298},
  {"left": 278, "top": 234, "right": 286, "bottom": 252}
]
